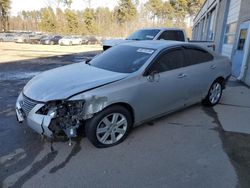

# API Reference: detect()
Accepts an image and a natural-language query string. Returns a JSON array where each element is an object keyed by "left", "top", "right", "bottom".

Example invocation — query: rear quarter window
[{"left": 184, "top": 48, "right": 214, "bottom": 66}]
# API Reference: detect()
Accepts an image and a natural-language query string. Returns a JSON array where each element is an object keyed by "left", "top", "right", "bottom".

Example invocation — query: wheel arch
[
  {"left": 105, "top": 102, "right": 135, "bottom": 125},
  {"left": 214, "top": 76, "right": 226, "bottom": 89},
  {"left": 203, "top": 76, "right": 226, "bottom": 100}
]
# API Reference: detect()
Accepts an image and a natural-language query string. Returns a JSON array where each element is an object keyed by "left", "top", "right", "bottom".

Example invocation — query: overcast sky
[{"left": 10, "top": 0, "right": 120, "bottom": 16}]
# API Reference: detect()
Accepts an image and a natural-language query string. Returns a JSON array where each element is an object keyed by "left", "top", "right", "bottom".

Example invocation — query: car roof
[
  {"left": 138, "top": 27, "right": 183, "bottom": 31},
  {"left": 119, "top": 41, "right": 215, "bottom": 55},
  {"left": 120, "top": 40, "right": 186, "bottom": 50}
]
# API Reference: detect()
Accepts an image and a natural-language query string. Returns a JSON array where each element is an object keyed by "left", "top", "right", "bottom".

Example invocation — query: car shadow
[{"left": 0, "top": 50, "right": 101, "bottom": 187}]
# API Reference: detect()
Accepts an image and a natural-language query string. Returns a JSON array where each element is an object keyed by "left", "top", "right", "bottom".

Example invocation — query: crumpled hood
[
  {"left": 103, "top": 39, "right": 133, "bottom": 47},
  {"left": 23, "top": 63, "right": 128, "bottom": 102}
]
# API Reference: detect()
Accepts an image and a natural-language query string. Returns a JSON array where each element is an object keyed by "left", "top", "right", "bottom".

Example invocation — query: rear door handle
[
  {"left": 210, "top": 65, "right": 216, "bottom": 69},
  {"left": 178, "top": 73, "right": 187, "bottom": 78}
]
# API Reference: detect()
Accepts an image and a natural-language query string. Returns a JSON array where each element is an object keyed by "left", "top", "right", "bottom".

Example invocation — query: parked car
[
  {"left": 59, "top": 36, "right": 83, "bottom": 46},
  {"left": 0, "top": 33, "right": 16, "bottom": 42},
  {"left": 14, "top": 35, "right": 25, "bottom": 43},
  {"left": 27, "top": 35, "right": 48, "bottom": 44},
  {"left": 16, "top": 41, "right": 231, "bottom": 148},
  {"left": 14, "top": 34, "right": 37, "bottom": 43},
  {"left": 40, "top": 35, "right": 62, "bottom": 45},
  {"left": 102, "top": 28, "right": 215, "bottom": 51},
  {"left": 82, "top": 36, "right": 99, "bottom": 45}
]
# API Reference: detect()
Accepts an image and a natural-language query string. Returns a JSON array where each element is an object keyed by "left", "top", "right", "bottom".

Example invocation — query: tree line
[{"left": 1, "top": 0, "right": 204, "bottom": 37}]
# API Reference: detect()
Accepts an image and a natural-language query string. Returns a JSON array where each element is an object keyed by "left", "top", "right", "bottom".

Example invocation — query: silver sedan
[{"left": 16, "top": 41, "right": 231, "bottom": 148}]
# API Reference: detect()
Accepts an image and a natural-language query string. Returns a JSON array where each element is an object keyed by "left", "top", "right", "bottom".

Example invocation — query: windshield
[
  {"left": 127, "top": 29, "right": 161, "bottom": 40},
  {"left": 90, "top": 45, "right": 155, "bottom": 73}
]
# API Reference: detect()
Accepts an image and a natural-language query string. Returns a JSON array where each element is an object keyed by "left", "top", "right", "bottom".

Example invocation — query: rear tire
[
  {"left": 202, "top": 80, "right": 223, "bottom": 106},
  {"left": 85, "top": 105, "right": 132, "bottom": 148}
]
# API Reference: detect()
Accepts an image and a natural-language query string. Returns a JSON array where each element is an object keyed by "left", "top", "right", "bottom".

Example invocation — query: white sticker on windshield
[
  {"left": 137, "top": 48, "right": 155, "bottom": 54},
  {"left": 146, "top": 35, "right": 154, "bottom": 39}
]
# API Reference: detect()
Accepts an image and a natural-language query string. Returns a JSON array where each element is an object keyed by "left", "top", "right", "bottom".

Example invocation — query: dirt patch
[{"left": 0, "top": 42, "right": 102, "bottom": 63}]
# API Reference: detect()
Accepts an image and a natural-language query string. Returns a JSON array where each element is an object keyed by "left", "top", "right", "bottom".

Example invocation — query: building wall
[
  {"left": 221, "top": 0, "right": 242, "bottom": 58},
  {"left": 193, "top": 0, "right": 247, "bottom": 55},
  {"left": 238, "top": 0, "right": 250, "bottom": 24},
  {"left": 214, "top": 0, "right": 228, "bottom": 53},
  {"left": 192, "top": 0, "right": 220, "bottom": 47},
  {"left": 238, "top": 0, "right": 250, "bottom": 85},
  {"left": 244, "top": 45, "right": 250, "bottom": 86},
  {"left": 193, "top": 0, "right": 250, "bottom": 86}
]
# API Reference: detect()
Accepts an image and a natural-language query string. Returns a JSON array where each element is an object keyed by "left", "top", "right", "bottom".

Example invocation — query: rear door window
[
  {"left": 149, "top": 48, "right": 185, "bottom": 73},
  {"left": 183, "top": 48, "right": 214, "bottom": 66}
]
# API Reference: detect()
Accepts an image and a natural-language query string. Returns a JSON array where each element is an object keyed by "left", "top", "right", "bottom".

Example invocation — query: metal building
[{"left": 192, "top": 0, "right": 250, "bottom": 86}]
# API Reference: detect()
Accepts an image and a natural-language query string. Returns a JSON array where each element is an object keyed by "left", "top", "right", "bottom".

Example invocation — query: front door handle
[
  {"left": 178, "top": 73, "right": 187, "bottom": 78},
  {"left": 210, "top": 65, "right": 216, "bottom": 69}
]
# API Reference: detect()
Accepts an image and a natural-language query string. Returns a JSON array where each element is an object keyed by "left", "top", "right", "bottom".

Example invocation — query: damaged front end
[
  {"left": 16, "top": 93, "right": 108, "bottom": 141},
  {"left": 38, "top": 100, "right": 85, "bottom": 139}
]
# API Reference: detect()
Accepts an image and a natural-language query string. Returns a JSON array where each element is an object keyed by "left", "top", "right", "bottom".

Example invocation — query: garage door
[{"left": 222, "top": 0, "right": 242, "bottom": 58}]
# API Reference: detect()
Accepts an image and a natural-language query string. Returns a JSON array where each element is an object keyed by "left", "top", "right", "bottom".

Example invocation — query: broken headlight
[{"left": 37, "top": 100, "right": 85, "bottom": 118}]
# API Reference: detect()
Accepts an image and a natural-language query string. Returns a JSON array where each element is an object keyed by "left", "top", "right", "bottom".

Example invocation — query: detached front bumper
[{"left": 16, "top": 93, "right": 54, "bottom": 138}]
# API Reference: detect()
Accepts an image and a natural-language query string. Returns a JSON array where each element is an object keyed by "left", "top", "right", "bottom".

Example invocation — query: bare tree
[{"left": 0, "top": 0, "right": 11, "bottom": 31}]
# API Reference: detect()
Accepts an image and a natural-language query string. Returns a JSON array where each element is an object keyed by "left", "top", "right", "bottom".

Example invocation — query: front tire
[
  {"left": 202, "top": 80, "right": 223, "bottom": 106},
  {"left": 85, "top": 105, "right": 132, "bottom": 148}
]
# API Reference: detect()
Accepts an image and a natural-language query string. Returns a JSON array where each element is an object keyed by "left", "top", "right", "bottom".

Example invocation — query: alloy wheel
[
  {"left": 209, "top": 82, "right": 222, "bottom": 104},
  {"left": 96, "top": 113, "right": 128, "bottom": 145}
]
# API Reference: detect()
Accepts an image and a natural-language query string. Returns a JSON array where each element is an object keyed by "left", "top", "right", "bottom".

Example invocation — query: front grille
[{"left": 20, "top": 95, "right": 38, "bottom": 115}]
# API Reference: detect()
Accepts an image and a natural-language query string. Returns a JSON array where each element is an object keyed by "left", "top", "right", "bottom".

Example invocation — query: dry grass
[{"left": 0, "top": 42, "right": 102, "bottom": 63}]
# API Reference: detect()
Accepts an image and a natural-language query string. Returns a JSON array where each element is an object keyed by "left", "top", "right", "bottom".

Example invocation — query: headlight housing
[{"left": 37, "top": 100, "right": 85, "bottom": 118}]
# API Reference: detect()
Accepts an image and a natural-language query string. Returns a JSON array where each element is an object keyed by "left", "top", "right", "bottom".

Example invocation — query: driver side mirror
[
  {"left": 84, "top": 58, "right": 92, "bottom": 65},
  {"left": 146, "top": 70, "right": 160, "bottom": 82}
]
